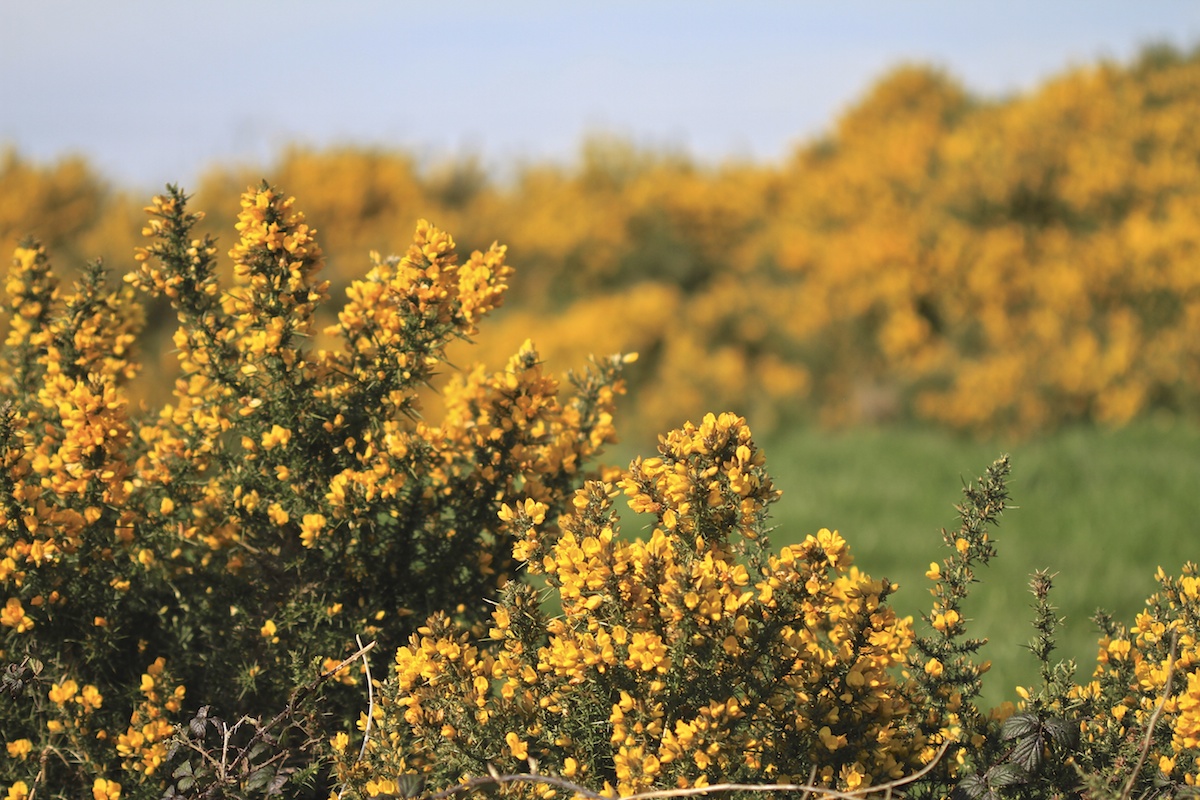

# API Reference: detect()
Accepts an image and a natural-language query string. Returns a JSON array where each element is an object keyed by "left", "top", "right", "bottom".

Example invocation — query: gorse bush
[
  {"left": 2, "top": 181, "right": 1199, "bottom": 800},
  {"left": 337, "top": 442, "right": 1200, "bottom": 799},
  {"left": 0, "top": 184, "right": 627, "bottom": 797},
  {"left": 349, "top": 412, "right": 925, "bottom": 797}
]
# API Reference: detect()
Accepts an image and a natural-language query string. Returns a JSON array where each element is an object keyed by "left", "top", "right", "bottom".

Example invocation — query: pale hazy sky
[{"left": 2, "top": 1, "right": 1198, "bottom": 191}]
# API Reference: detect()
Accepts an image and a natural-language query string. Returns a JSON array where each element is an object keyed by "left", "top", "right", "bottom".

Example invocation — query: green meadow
[{"left": 611, "top": 416, "right": 1200, "bottom": 710}]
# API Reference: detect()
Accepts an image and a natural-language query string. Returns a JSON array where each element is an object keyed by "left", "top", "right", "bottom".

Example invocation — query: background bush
[{"left": 6, "top": 44, "right": 1200, "bottom": 438}]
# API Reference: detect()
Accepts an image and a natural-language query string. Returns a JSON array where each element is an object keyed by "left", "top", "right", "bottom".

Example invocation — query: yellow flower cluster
[
  {"left": 115, "top": 658, "right": 184, "bottom": 777},
  {"left": 47, "top": 678, "right": 103, "bottom": 712},
  {"left": 1070, "top": 562, "right": 1200, "bottom": 788},
  {"left": 358, "top": 413, "right": 928, "bottom": 798},
  {"left": 0, "top": 244, "right": 142, "bottom": 649},
  {"left": 225, "top": 185, "right": 328, "bottom": 370}
]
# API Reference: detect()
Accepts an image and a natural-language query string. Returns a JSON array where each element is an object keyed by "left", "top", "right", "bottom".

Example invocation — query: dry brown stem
[
  {"left": 1117, "top": 629, "right": 1178, "bottom": 800},
  {"left": 423, "top": 741, "right": 952, "bottom": 800}
]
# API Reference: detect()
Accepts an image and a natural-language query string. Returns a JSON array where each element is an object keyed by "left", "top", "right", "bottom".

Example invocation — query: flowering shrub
[
  {"left": 339, "top": 413, "right": 974, "bottom": 798},
  {"left": 0, "top": 185, "right": 628, "bottom": 797},
  {"left": 10, "top": 46, "right": 1200, "bottom": 438},
  {"left": 333, "top": 424, "right": 1198, "bottom": 800}
]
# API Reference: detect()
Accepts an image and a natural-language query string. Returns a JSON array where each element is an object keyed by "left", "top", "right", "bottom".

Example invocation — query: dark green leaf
[
  {"left": 246, "top": 766, "right": 273, "bottom": 791},
  {"left": 956, "top": 773, "right": 989, "bottom": 800},
  {"left": 988, "top": 763, "right": 1028, "bottom": 787},
  {"left": 397, "top": 772, "right": 426, "bottom": 798},
  {"left": 476, "top": 773, "right": 502, "bottom": 800},
  {"left": 267, "top": 770, "right": 290, "bottom": 795},
  {"left": 189, "top": 705, "right": 211, "bottom": 739},
  {"left": 1010, "top": 733, "right": 1045, "bottom": 773},
  {"left": 1001, "top": 712, "right": 1040, "bottom": 740}
]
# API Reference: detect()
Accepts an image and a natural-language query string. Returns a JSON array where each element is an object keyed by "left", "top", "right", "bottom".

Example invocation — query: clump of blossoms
[
  {"left": 345, "top": 412, "right": 936, "bottom": 798},
  {"left": 0, "top": 185, "right": 629, "bottom": 797},
  {"left": 1008, "top": 562, "right": 1200, "bottom": 798}
]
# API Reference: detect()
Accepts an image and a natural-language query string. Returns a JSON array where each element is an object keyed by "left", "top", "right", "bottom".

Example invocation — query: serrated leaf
[
  {"left": 955, "top": 773, "right": 989, "bottom": 800},
  {"left": 1010, "top": 733, "right": 1045, "bottom": 773},
  {"left": 267, "top": 770, "right": 290, "bottom": 795},
  {"left": 189, "top": 706, "right": 211, "bottom": 739},
  {"left": 1001, "top": 712, "right": 1040, "bottom": 740},
  {"left": 988, "top": 763, "right": 1028, "bottom": 787},
  {"left": 173, "top": 761, "right": 193, "bottom": 779},
  {"left": 247, "top": 741, "right": 269, "bottom": 762},
  {"left": 177, "top": 777, "right": 195, "bottom": 792}
]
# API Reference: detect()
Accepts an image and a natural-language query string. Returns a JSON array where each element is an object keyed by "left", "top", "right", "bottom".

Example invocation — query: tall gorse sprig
[
  {"left": 907, "top": 456, "right": 1010, "bottom": 798},
  {"left": 953, "top": 572, "right": 1082, "bottom": 800},
  {"left": 1, "top": 241, "right": 60, "bottom": 398}
]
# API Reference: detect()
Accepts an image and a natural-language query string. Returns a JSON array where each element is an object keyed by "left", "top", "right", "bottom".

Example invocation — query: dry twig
[
  {"left": 1117, "top": 629, "right": 1178, "bottom": 800},
  {"left": 423, "top": 741, "right": 953, "bottom": 800},
  {"left": 337, "top": 635, "right": 377, "bottom": 800}
]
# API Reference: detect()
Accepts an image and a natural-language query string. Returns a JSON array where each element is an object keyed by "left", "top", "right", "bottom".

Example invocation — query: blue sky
[{"left": 2, "top": 1, "right": 1198, "bottom": 191}]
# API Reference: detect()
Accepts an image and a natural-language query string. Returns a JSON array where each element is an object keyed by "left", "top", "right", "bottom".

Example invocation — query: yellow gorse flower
[
  {"left": 91, "top": 778, "right": 121, "bottom": 800},
  {"left": 4, "top": 740, "right": 31, "bottom": 760},
  {"left": 0, "top": 598, "right": 32, "bottom": 633}
]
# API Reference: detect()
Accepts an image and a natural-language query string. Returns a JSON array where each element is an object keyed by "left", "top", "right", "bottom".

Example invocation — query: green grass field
[{"left": 610, "top": 416, "right": 1200, "bottom": 709}]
